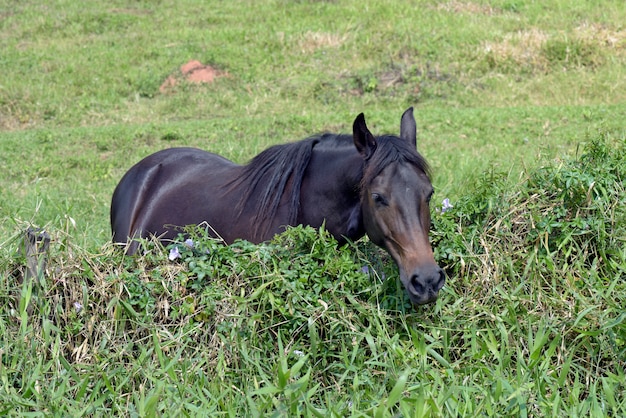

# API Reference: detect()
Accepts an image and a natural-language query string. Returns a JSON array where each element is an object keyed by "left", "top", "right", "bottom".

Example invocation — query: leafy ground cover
[{"left": 1, "top": 0, "right": 625, "bottom": 415}]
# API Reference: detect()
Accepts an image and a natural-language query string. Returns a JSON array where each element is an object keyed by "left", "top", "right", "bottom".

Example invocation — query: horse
[{"left": 110, "top": 108, "right": 445, "bottom": 304}]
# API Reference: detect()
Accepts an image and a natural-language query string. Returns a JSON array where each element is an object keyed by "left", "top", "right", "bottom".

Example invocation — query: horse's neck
[{"left": 299, "top": 143, "right": 365, "bottom": 241}]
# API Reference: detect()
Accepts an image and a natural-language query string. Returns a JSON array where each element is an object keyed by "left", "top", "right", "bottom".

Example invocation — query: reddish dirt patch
[{"left": 160, "top": 60, "right": 228, "bottom": 93}]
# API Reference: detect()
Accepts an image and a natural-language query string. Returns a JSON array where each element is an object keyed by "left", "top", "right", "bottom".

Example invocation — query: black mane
[{"left": 229, "top": 136, "right": 321, "bottom": 238}]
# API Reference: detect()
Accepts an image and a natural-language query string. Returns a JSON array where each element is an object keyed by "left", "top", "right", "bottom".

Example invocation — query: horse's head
[{"left": 354, "top": 108, "right": 445, "bottom": 305}]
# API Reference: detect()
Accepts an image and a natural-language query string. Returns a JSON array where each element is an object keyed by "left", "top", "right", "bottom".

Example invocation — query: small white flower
[
  {"left": 184, "top": 238, "right": 194, "bottom": 248},
  {"left": 293, "top": 350, "right": 305, "bottom": 357},
  {"left": 168, "top": 246, "right": 181, "bottom": 261},
  {"left": 441, "top": 198, "right": 453, "bottom": 213},
  {"left": 73, "top": 302, "right": 83, "bottom": 312}
]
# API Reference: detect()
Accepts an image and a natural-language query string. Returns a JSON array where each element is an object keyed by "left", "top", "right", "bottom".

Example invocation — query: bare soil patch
[{"left": 160, "top": 60, "right": 228, "bottom": 93}]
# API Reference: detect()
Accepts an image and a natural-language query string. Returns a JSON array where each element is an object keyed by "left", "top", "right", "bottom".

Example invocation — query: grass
[
  {"left": 2, "top": 135, "right": 625, "bottom": 415},
  {"left": 1, "top": 0, "right": 625, "bottom": 415}
]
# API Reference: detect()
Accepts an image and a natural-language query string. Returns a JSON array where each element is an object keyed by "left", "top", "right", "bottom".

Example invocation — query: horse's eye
[{"left": 372, "top": 193, "right": 388, "bottom": 206}]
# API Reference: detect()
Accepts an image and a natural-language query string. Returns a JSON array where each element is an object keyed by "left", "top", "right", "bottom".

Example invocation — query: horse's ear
[
  {"left": 353, "top": 113, "right": 377, "bottom": 159},
  {"left": 400, "top": 107, "right": 417, "bottom": 148}
]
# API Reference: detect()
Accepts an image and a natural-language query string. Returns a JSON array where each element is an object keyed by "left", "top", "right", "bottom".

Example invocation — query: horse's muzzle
[{"left": 405, "top": 265, "right": 446, "bottom": 305}]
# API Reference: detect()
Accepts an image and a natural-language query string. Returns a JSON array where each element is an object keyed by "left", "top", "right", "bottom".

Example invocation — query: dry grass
[
  {"left": 482, "top": 23, "right": 626, "bottom": 72},
  {"left": 298, "top": 31, "right": 348, "bottom": 53},
  {"left": 482, "top": 28, "right": 552, "bottom": 71},
  {"left": 575, "top": 22, "right": 626, "bottom": 50},
  {"left": 435, "top": 1, "right": 500, "bottom": 15}
]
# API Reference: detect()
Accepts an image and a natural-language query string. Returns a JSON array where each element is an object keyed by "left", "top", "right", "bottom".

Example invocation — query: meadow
[{"left": 1, "top": 0, "right": 625, "bottom": 415}]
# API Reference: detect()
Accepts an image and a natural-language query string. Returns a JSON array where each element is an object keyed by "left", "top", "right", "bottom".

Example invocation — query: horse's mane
[{"left": 228, "top": 136, "right": 321, "bottom": 239}]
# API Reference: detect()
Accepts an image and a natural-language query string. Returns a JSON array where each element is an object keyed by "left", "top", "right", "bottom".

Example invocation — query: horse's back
[{"left": 111, "top": 147, "right": 236, "bottom": 251}]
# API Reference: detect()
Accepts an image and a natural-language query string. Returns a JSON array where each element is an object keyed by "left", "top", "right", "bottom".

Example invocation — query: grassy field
[{"left": 1, "top": 0, "right": 625, "bottom": 415}]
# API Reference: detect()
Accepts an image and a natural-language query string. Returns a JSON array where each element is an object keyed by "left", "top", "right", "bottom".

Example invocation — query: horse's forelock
[{"left": 361, "top": 135, "right": 430, "bottom": 189}]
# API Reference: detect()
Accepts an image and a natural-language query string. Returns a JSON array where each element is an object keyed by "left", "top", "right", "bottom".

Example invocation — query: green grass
[{"left": 1, "top": 0, "right": 625, "bottom": 415}]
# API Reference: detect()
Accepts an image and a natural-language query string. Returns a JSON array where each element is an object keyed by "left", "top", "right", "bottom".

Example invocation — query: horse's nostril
[
  {"left": 435, "top": 268, "right": 446, "bottom": 292},
  {"left": 410, "top": 275, "right": 425, "bottom": 295},
  {"left": 410, "top": 268, "right": 445, "bottom": 295}
]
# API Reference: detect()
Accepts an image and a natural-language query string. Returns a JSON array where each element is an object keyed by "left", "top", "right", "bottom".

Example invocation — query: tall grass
[{"left": 2, "top": 133, "right": 624, "bottom": 415}]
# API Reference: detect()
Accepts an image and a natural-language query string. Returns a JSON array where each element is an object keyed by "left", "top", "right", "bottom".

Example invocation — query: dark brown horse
[{"left": 111, "top": 108, "right": 445, "bottom": 304}]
